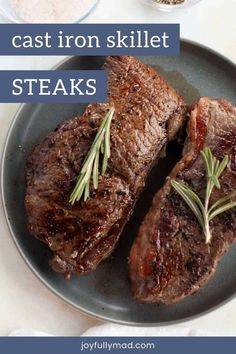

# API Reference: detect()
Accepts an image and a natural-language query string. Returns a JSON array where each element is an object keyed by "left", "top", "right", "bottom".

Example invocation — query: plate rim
[{"left": 1, "top": 39, "right": 236, "bottom": 327}]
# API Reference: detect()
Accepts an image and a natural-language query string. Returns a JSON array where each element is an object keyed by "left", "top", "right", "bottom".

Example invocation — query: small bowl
[
  {"left": 141, "top": 0, "right": 202, "bottom": 12},
  {"left": 0, "top": 0, "right": 100, "bottom": 23}
]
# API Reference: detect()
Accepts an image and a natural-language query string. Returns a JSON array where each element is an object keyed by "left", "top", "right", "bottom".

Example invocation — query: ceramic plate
[{"left": 1, "top": 40, "right": 236, "bottom": 325}]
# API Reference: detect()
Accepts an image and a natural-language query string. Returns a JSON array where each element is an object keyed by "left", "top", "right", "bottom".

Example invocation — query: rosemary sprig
[
  {"left": 172, "top": 147, "right": 236, "bottom": 243},
  {"left": 69, "top": 107, "right": 115, "bottom": 205}
]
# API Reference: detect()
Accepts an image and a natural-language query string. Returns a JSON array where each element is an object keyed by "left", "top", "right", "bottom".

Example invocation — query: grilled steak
[
  {"left": 25, "top": 56, "right": 187, "bottom": 277},
  {"left": 129, "top": 97, "right": 236, "bottom": 304}
]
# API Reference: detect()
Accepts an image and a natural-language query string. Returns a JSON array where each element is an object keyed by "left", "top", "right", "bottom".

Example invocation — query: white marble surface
[{"left": 0, "top": 0, "right": 236, "bottom": 336}]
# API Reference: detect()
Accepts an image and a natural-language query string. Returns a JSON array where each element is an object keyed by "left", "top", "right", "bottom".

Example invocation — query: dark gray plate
[{"left": 1, "top": 41, "right": 236, "bottom": 326}]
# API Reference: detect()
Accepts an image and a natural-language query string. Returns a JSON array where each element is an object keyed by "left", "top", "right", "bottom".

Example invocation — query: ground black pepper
[{"left": 155, "top": 0, "right": 185, "bottom": 4}]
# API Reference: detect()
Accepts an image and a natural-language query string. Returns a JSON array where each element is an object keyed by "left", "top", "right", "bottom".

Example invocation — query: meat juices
[
  {"left": 25, "top": 56, "right": 186, "bottom": 277},
  {"left": 129, "top": 97, "right": 236, "bottom": 304}
]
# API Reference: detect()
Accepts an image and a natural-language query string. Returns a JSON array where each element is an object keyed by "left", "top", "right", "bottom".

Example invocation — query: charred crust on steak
[
  {"left": 25, "top": 56, "right": 187, "bottom": 277},
  {"left": 129, "top": 97, "right": 236, "bottom": 304}
]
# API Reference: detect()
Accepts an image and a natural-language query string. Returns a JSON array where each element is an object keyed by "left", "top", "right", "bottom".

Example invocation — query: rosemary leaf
[
  {"left": 84, "top": 163, "right": 92, "bottom": 201},
  {"left": 182, "top": 186, "right": 205, "bottom": 216},
  {"left": 209, "top": 201, "right": 236, "bottom": 221},
  {"left": 171, "top": 181, "right": 204, "bottom": 229},
  {"left": 172, "top": 181, "right": 205, "bottom": 214},
  {"left": 92, "top": 148, "right": 99, "bottom": 190},
  {"left": 69, "top": 174, "right": 85, "bottom": 205},
  {"left": 101, "top": 141, "right": 104, "bottom": 154},
  {"left": 201, "top": 149, "right": 211, "bottom": 178},
  {"left": 172, "top": 147, "right": 236, "bottom": 244},
  {"left": 69, "top": 107, "right": 115, "bottom": 205},
  {"left": 216, "top": 155, "right": 229, "bottom": 178},
  {"left": 212, "top": 175, "right": 221, "bottom": 189},
  {"left": 105, "top": 110, "right": 112, "bottom": 159},
  {"left": 209, "top": 191, "right": 236, "bottom": 214},
  {"left": 102, "top": 153, "right": 108, "bottom": 176}
]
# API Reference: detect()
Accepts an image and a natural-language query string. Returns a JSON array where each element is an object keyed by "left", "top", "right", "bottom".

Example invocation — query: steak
[
  {"left": 129, "top": 97, "right": 236, "bottom": 304},
  {"left": 25, "top": 56, "right": 187, "bottom": 278}
]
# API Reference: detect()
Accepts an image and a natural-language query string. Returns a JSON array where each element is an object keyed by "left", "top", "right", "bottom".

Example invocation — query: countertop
[{"left": 0, "top": 0, "right": 236, "bottom": 336}]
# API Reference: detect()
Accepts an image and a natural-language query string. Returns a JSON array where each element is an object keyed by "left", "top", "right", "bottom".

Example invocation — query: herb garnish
[
  {"left": 69, "top": 107, "right": 115, "bottom": 205},
  {"left": 171, "top": 147, "right": 236, "bottom": 243}
]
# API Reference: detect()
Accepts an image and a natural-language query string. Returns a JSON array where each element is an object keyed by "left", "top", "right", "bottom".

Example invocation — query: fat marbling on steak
[
  {"left": 25, "top": 56, "right": 187, "bottom": 277},
  {"left": 129, "top": 97, "right": 236, "bottom": 304}
]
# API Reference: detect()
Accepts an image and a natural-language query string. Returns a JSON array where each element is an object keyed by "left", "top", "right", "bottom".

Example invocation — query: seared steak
[
  {"left": 129, "top": 97, "right": 236, "bottom": 304},
  {"left": 25, "top": 56, "right": 187, "bottom": 277}
]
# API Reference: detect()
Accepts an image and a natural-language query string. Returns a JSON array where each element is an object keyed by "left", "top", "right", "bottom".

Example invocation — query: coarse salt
[{"left": 11, "top": 0, "right": 96, "bottom": 23}]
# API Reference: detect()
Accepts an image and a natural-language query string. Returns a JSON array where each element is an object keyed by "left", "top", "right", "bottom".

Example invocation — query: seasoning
[
  {"left": 154, "top": 0, "right": 185, "bottom": 4},
  {"left": 11, "top": 0, "right": 96, "bottom": 23}
]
